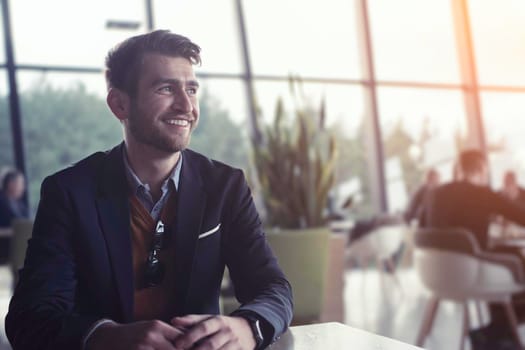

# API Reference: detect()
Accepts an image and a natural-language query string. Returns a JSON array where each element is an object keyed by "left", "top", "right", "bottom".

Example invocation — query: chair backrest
[
  {"left": 414, "top": 227, "right": 525, "bottom": 301},
  {"left": 266, "top": 227, "right": 330, "bottom": 324},
  {"left": 9, "top": 218, "right": 33, "bottom": 284},
  {"left": 371, "top": 225, "right": 406, "bottom": 259},
  {"left": 415, "top": 227, "right": 481, "bottom": 255},
  {"left": 414, "top": 228, "right": 481, "bottom": 300}
]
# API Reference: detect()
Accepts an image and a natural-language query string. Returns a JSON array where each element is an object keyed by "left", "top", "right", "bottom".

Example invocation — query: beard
[{"left": 127, "top": 107, "right": 193, "bottom": 153}]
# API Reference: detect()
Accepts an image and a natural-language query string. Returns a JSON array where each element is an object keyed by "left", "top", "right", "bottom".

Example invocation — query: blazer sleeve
[
  {"left": 223, "top": 171, "right": 293, "bottom": 347},
  {"left": 5, "top": 176, "right": 100, "bottom": 350}
]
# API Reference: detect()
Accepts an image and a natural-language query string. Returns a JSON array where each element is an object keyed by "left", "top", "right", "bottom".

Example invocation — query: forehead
[{"left": 138, "top": 53, "right": 196, "bottom": 83}]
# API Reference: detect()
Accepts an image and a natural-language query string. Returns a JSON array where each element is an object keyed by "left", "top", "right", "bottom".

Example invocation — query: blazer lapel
[
  {"left": 95, "top": 143, "right": 134, "bottom": 322},
  {"left": 174, "top": 150, "right": 207, "bottom": 315}
]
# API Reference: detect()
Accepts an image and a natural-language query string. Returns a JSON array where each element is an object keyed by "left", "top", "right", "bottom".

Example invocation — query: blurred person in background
[
  {"left": 497, "top": 170, "right": 525, "bottom": 238},
  {"left": 404, "top": 168, "right": 440, "bottom": 226},
  {"left": 0, "top": 169, "right": 28, "bottom": 227},
  {"left": 425, "top": 149, "right": 525, "bottom": 348},
  {"left": 501, "top": 170, "right": 525, "bottom": 206}
]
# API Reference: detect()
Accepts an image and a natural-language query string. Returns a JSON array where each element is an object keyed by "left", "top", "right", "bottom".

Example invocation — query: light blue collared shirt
[{"left": 123, "top": 148, "right": 182, "bottom": 221}]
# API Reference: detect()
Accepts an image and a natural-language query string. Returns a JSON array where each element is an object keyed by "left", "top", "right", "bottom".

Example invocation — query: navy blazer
[{"left": 6, "top": 143, "right": 293, "bottom": 349}]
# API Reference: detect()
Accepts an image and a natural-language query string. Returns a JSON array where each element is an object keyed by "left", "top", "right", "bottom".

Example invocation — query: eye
[
  {"left": 157, "top": 86, "right": 174, "bottom": 94},
  {"left": 186, "top": 87, "right": 198, "bottom": 96}
]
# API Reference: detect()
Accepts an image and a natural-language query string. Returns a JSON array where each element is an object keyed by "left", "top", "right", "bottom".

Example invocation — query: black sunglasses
[{"left": 144, "top": 220, "right": 166, "bottom": 287}]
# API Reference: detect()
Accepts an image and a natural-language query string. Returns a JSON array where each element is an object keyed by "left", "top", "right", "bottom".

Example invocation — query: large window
[
  {"left": 244, "top": 0, "right": 362, "bottom": 79},
  {"left": 3, "top": 0, "right": 525, "bottom": 217},
  {"left": 369, "top": 0, "right": 461, "bottom": 83},
  {"left": 0, "top": 71, "right": 13, "bottom": 174},
  {"left": 377, "top": 87, "right": 467, "bottom": 212},
  {"left": 468, "top": 1, "right": 525, "bottom": 86},
  {"left": 481, "top": 92, "right": 525, "bottom": 189},
  {"left": 0, "top": 3, "right": 5, "bottom": 65},
  {"left": 155, "top": 0, "right": 243, "bottom": 74},
  {"left": 11, "top": 0, "right": 145, "bottom": 67},
  {"left": 17, "top": 72, "right": 119, "bottom": 212}
]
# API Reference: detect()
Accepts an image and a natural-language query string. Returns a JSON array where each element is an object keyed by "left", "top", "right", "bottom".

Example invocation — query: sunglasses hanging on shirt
[{"left": 144, "top": 220, "right": 166, "bottom": 287}]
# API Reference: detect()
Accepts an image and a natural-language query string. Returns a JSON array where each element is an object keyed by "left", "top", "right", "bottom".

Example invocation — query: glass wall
[
  {"left": 0, "top": 1, "right": 5, "bottom": 65},
  {"left": 244, "top": 0, "right": 362, "bottom": 79},
  {"left": 0, "top": 71, "right": 14, "bottom": 176},
  {"left": 2, "top": 0, "right": 525, "bottom": 217},
  {"left": 468, "top": 0, "right": 525, "bottom": 189},
  {"left": 468, "top": 1, "right": 525, "bottom": 86},
  {"left": 369, "top": 0, "right": 461, "bottom": 83},
  {"left": 155, "top": 0, "right": 243, "bottom": 74},
  {"left": 377, "top": 87, "right": 467, "bottom": 212},
  {"left": 17, "top": 71, "right": 118, "bottom": 212},
  {"left": 11, "top": 0, "right": 145, "bottom": 67},
  {"left": 480, "top": 92, "right": 525, "bottom": 189}
]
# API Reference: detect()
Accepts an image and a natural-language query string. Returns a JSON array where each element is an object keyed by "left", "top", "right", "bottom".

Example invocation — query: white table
[{"left": 269, "top": 322, "right": 423, "bottom": 350}]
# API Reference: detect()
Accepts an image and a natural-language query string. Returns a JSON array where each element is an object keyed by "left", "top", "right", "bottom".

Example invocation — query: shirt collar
[{"left": 123, "top": 147, "right": 183, "bottom": 195}]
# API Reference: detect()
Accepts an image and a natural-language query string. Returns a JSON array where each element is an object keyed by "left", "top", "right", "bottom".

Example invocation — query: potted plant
[{"left": 251, "top": 79, "right": 340, "bottom": 324}]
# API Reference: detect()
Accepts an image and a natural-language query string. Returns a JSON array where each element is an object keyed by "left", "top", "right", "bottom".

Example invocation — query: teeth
[{"left": 166, "top": 119, "right": 189, "bottom": 126}]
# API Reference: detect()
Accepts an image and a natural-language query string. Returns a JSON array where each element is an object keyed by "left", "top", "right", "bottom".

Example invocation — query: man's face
[{"left": 125, "top": 53, "right": 200, "bottom": 153}]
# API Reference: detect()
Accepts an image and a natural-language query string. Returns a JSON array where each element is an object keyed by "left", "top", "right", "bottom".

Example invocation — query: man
[
  {"left": 0, "top": 169, "right": 28, "bottom": 264},
  {"left": 404, "top": 168, "right": 440, "bottom": 226},
  {"left": 501, "top": 170, "right": 525, "bottom": 206},
  {"left": 424, "top": 149, "right": 525, "bottom": 348},
  {"left": 6, "top": 30, "right": 293, "bottom": 350},
  {"left": 0, "top": 169, "right": 28, "bottom": 228},
  {"left": 425, "top": 150, "right": 525, "bottom": 250}
]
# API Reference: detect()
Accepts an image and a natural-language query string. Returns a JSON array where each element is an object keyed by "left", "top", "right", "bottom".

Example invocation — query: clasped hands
[{"left": 87, "top": 314, "right": 256, "bottom": 350}]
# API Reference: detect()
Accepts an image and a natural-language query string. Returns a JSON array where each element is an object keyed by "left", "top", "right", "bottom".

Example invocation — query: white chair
[
  {"left": 414, "top": 227, "right": 525, "bottom": 349},
  {"left": 346, "top": 225, "right": 406, "bottom": 290}
]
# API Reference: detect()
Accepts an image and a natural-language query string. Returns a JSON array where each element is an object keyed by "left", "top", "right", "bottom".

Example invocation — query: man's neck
[{"left": 124, "top": 142, "right": 181, "bottom": 196}]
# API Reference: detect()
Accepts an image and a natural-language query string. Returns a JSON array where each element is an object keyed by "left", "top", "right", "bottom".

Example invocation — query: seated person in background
[
  {"left": 497, "top": 170, "right": 525, "bottom": 237},
  {"left": 424, "top": 149, "right": 525, "bottom": 344},
  {"left": 425, "top": 151, "right": 525, "bottom": 249},
  {"left": 404, "top": 168, "right": 440, "bottom": 226},
  {"left": 0, "top": 169, "right": 28, "bottom": 227},
  {"left": 501, "top": 170, "right": 525, "bottom": 205}
]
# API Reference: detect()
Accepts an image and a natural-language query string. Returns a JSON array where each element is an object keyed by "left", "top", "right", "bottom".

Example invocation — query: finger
[
  {"left": 217, "top": 340, "right": 238, "bottom": 350},
  {"left": 174, "top": 317, "right": 222, "bottom": 349},
  {"left": 143, "top": 320, "right": 185, "bottom": 344},
  {"left": 160, "top": 323, "right": 186, "bottom": 343},
  {"left": 191, "top": 329, "right": 230, "bottom": 350},
  {"left": 171, "top": 314, "right": 212, "bottom": 327}
]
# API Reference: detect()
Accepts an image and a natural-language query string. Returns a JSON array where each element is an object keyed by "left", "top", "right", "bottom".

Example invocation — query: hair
[
  {"left": 457, "top": 149, "right": 486, "bottom": 178},
  {"left": 2, "top": 169, "right": 23, "bottom": 191},
  {"left": 105, "top": 30, "right": 201, "bottom": 95}
]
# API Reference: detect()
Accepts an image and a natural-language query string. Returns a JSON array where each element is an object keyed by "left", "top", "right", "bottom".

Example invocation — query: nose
[{"left": 172, "top": 89, "right": 193, "bottom": 115}]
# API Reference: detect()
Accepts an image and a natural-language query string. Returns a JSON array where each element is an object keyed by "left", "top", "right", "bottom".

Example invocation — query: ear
[{"left": 107, "top": 88, "right": 130, "bottom": 121}]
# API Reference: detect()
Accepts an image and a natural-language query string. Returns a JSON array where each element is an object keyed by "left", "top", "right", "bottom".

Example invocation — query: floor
[
  {"left": 344, "top": 266, "right": 468, "bottom": 349},
  {"left": 344, "top": 266, "right": 525, "bottom": 350},
  {"left": 0, "top": 265, "right": 521, "bottom": 349}
]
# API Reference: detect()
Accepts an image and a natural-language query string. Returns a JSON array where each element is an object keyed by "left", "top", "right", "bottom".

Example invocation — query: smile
[{"left": 165, "top": 119, "right": 190, "bottom": 127}]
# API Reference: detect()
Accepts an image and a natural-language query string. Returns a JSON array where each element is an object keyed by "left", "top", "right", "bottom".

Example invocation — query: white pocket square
[{"left": 198, "top": 223, "right": 221, "bottom": 239}]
